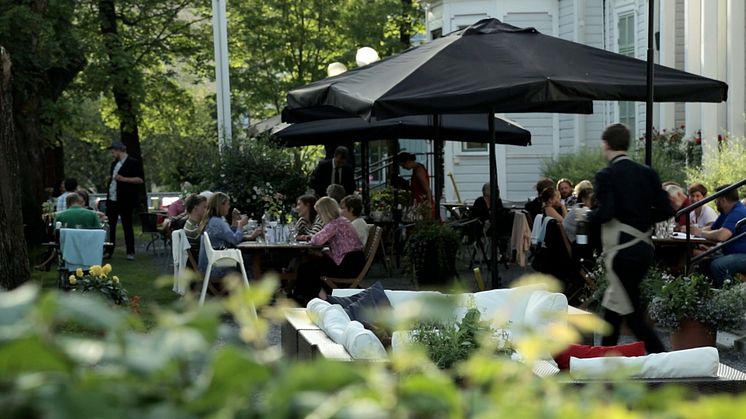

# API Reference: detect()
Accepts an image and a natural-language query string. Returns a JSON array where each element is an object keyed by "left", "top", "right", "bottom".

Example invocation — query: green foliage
[
  {"left": 200, "top": 136, "right": 308, "bottom": 217},
  {"left": 649, "top": 273, "right": 746, "bottom": 331},
  {"left": 4, "top": 276, "right": 746, "bottom": 416},
  {"left": 542, "top": 127, "right": 703, "bottom": 187},
  {"left": 370, "top": 186, "right": 410, "bottom": 211},
  {"left": 206, "top": 0, "right": 424, "bottom": 121},
  {"left": 541, "top": 147, "right": 606, "bottom": 186},
  {"left": 404, "top": 220, "right": 460, "bottom": 285},
  {"left": 686, "top": 137, "right": 746, "bottom": 197},
  {"left": 411, "top": 306, "right": 513, "bottom": 369},
  {"left": 67, "top": 264, "right": 129, "bottom": 306}
]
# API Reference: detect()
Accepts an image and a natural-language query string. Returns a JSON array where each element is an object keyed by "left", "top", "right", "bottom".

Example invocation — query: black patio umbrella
[
  {"left": 272, "top": 114, "right": 531, "bottom": 147},
  {"left": 283, "top": 18, "right": 728, "bottom": 288}
]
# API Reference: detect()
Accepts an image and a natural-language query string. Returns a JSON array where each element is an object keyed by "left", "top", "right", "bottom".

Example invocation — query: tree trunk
[
  {"left": 0, "top": 46, "right": 31, "bottom": 289},
  {"left": 98, "top": 0, "right": 147, "bottom": 206}
]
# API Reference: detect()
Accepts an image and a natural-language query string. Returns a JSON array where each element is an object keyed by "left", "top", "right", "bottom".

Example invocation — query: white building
[{"left": 423, "top": 0, "right": 744, "bottom": 203}]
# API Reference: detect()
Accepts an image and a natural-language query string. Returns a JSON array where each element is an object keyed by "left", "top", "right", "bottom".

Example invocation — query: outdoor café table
[
  {"left": 652, "top": 232, "right": 716, "bottom": 275},
  {"left": 236, "top": 240, "right": 324, "bottom": 282},
  {"left": 442, "top": 202, "right": 472, "bottom": 220}
]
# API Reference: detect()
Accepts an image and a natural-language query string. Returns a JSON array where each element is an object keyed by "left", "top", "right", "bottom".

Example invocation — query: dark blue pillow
[{"left": 326, "top": 281, "right": 391, "bottom": 324}]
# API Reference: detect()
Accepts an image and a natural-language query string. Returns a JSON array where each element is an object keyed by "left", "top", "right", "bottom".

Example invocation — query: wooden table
[
  {"left": 653, "top": 233, "right": 716, "bottom": 274},
  {"left": 237, "top": 241, "right": 324, "bottom": 281}
]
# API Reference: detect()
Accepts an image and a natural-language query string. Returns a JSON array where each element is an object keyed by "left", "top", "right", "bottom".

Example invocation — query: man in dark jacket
[
  {"left": 587, "top": 123, "right": 674, "bottom": 353},
  {"left": 106, "top": 141, "right": 144, "bottom": 260},
  {"left": 309, "top": 146, "right": 355, "bottom": 197}
]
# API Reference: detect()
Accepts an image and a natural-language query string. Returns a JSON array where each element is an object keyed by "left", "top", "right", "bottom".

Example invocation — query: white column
[
  {"left": 658, "top": 0, "right": 676, "bottom": 130},
  {"left": 727, "top": 0, "right": 745, "bottom": 137},
  {"left": 212, "top": 0, "right": 232, "bottom": 150},
  {"left": 574, "top": 0, "right": 586, "bottom": 150},
  {"left": 684, "top": 0, "right": 701, "bottom": 136},
  {"left": 700, "top": 0, "right": 719, "bottom": 152}
]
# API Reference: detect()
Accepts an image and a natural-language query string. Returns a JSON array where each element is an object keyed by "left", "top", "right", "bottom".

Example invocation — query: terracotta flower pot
[{"left": 670, "top": 319, "right": 716, "bottom": 350}]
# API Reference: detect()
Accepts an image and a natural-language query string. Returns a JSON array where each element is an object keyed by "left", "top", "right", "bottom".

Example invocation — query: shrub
[
  {"left": 686, "top": 136, "right": 746, "bottom": 197},
  {"left": 404, "top": 220, "right": 460, "bottom": 285},
  {"left": 648, "top": 273, "right": 746, "bottom": 331},
  {"left": 542, "top": 127, "right": 701, "bottom": 187},
  {"left": 199, "top": 136, "right": 308, "bottom": 217}
]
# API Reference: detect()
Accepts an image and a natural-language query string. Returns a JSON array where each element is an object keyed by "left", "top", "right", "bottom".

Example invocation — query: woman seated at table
[
  {"left": 541, "top": 186, "right": 567, "bottom": 222},
  {"left": 688, "top": 182, "right": 718, "bottom": 230},
  {"left": 340, "top": 194, "right": 369, "bottom": 245},
  {"left": 292, "top": 197, "right": 365, "bottom": 305},
  {"left": 198, "top": 192, "right": 259, "bottom": 276},
  {"left": 295, "top": 194, "right": 324, "bottom": 241},
  {"left": 563, "top": 187, "right": 593, "bottom": 243}
]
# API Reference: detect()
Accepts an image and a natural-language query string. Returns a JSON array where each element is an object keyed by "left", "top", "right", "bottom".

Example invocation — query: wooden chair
[{"left": 321, "top": 226, "right": 383, "bottom": 289}]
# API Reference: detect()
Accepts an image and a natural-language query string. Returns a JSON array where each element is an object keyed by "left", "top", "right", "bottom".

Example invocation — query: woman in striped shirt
[{"left": 294, "top": 194, "right": 324, "bottom": 240}]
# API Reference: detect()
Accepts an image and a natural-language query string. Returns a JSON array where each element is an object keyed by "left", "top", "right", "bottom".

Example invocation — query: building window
[
  {"left": 461, "top": 142, "right": 487, "bottom": 152},
  {"left": 618, "top": 13, "right": 635, "bottom": 129}
]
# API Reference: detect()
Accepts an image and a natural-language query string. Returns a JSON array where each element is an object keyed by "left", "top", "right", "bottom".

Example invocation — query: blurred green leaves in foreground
[{"left": 2, "top": 274, "right": 746, "bottom": 418}]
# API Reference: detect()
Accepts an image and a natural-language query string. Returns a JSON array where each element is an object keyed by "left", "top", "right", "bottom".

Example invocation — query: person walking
[
  {"left": 587, "top": 123, "right": 674, "bottom": 353},
  {"left": 105, "top": 141, "right": 144, "bottom": 260},
  {"left": 309, "top": 146, "right": 355, "bottom": 197}
]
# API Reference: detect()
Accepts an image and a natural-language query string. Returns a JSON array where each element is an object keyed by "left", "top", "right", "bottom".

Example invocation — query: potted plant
[
  {"left": 67, "top": 264, "right": 129, "bottom": 306},
  {"left": 404, "top": 220, "right": 460, "bottom": 286},
  {"left": 370, "top": 187, "right": 410, "bottom": 221},
  {"left": 411, "top": 306, "right": 513, "bottom": 370},
  {"left": 648, "top": 273, "right": 746, "bottom": 350}
]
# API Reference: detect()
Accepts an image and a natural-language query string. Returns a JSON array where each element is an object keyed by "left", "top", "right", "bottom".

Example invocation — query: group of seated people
[
  {"left": 167, "top": 184, "right": 372, "bottom": 305},
  {"left": 524, "top": 175, "right": 746, "bottom": 290}
]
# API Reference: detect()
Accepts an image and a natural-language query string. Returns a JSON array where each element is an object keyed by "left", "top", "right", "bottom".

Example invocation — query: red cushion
[{"left": 554, "top": 342, "right": 646, "bottom": 370}]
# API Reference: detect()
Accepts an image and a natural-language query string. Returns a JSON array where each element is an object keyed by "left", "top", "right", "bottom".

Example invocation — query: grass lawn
[{"left": 30, "top": 224, "right": 177, "bottom": 328}]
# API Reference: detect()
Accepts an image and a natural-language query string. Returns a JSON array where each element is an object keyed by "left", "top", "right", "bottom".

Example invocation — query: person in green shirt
[{"left": 55, "top": 192, "right": 102, "bottom": 229}]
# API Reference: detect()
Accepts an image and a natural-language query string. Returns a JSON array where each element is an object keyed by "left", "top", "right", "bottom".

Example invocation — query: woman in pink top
[{"left": 292, "top": 197, "right": 364, "bottom": 305}]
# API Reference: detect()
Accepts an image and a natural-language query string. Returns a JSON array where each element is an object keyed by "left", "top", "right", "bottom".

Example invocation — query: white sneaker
[{"left": 126, "top": 253, "right": 135, "bottom": 261}]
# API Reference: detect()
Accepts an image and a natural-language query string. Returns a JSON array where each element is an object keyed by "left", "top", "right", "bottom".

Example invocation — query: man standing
[
  {"left": 587, "top": 123, "right": 674, "bottom": 353},
  {"left": 106, "top": 141, "right": 144, "bottom": 260},
  {"left": 691, "top": 185, "right": 746, "bottom": 287},
  {"left": 310, "top": 146, "right": 355, "bottom": 197}
]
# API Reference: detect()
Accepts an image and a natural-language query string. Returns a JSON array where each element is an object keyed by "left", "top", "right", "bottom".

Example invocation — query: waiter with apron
[{"left": 587, "top": 123, "right": 674, "bottom": 353}]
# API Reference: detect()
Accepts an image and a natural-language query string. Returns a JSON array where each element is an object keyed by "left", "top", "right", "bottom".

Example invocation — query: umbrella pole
[
  {"left": 645, "top": 0, "right": 655, "bottom": 167},
  {"left": 433, "top": 114, "right": 443, "bottom": 219},
  {"left": 361, "top": 140, "right": 370, "bottom": 214},
  {"left": 488, "top": 110, "right": 501, "bottom": 289}
]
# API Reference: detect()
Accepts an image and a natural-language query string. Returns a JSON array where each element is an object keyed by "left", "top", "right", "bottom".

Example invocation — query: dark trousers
[
  {"left": 106, "top": 200, "right": 135, "bottom": 254},
  {"left": 294, "top": 251, "right": 365, "bottom": 305},
  {"left": 602, "top": 243, "right": 665, "bottom": 353}
]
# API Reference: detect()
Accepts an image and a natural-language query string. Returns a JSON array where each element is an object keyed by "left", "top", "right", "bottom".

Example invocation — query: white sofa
[{"left": 304, "top": 284, "right": 569, "bottom": 361}]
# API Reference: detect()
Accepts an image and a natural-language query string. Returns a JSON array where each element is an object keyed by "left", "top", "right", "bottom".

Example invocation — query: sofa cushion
[
  {"left": 306, "top": 299, "right": 351, "bottom": 344},
  {"left": 343, "top": 321, "right": 387, "bottom": 360},
  {"left": 453, "top": 284, "right": 548, "bottom": 327},
  {"left": 554, "top": 342, "right": 645, "bottom": 370},
  {"left": 326, "top": 281, "right": 391, "bottom": 325},
  {"left": 523, "top": 290, "right": 569, "bottom": 332},
  {"left": 569, "top": 347, "right": 719, "bottom": 379}
]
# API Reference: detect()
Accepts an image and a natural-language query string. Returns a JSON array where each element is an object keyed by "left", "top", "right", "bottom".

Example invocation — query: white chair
[{"left": 199, "top": 233, "right": 256, "bottom": 318}]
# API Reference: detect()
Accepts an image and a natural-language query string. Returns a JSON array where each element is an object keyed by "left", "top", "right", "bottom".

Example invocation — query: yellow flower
[
  {"left": 90, "top": 265, "right": 102, "bottom": 277},
  {"left": 75, "top": 268, "right": 84, "bottom": 278},
  {"left": 112, "top": 276, "right": 120, "bottom": 284},
  {"left": 68, "top": 275, "right": 77, "bottom": 285},
  {"left": 102, "top": 264, "right": 112, "bottom": 275}
]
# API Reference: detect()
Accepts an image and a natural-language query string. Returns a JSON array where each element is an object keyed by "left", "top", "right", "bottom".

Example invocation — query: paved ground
[{"left": 143, "top": 237, "right": 746, "bottom": 372}]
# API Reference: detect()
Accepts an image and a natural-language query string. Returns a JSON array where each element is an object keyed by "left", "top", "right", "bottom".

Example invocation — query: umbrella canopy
[
  {"left": 272, "top": 114, "right": 531, "bottom": 147},
  {"left": 283, "top": 18, "right": 727, "bottom": 122}
]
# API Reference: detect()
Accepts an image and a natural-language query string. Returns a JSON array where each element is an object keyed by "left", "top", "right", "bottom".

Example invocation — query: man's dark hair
[
  {"left": 535, "top": 178, "right": 554, "bottom": 195},
  {"left": 715, "top": 184, "right": 740, "bottom": 202},
  {"left": 64, "top": 178, "right": 78, "bottom": 192},
  {"left": 334, "top": 146, "right": 349, "bottom": 159},
  {"left": 602, "top": 123, "right": 631, "bottom": 151},
  {"left": 185, "top": 193, "right": 207, "bottom": 214},
  {"left": 340, "top": 195, "right": 363, "bottom": 217}
]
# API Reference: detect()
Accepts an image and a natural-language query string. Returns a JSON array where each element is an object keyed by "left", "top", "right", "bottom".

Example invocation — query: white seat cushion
[{"left": 569, "top": 347, "right": 720, "bottom": 379}]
